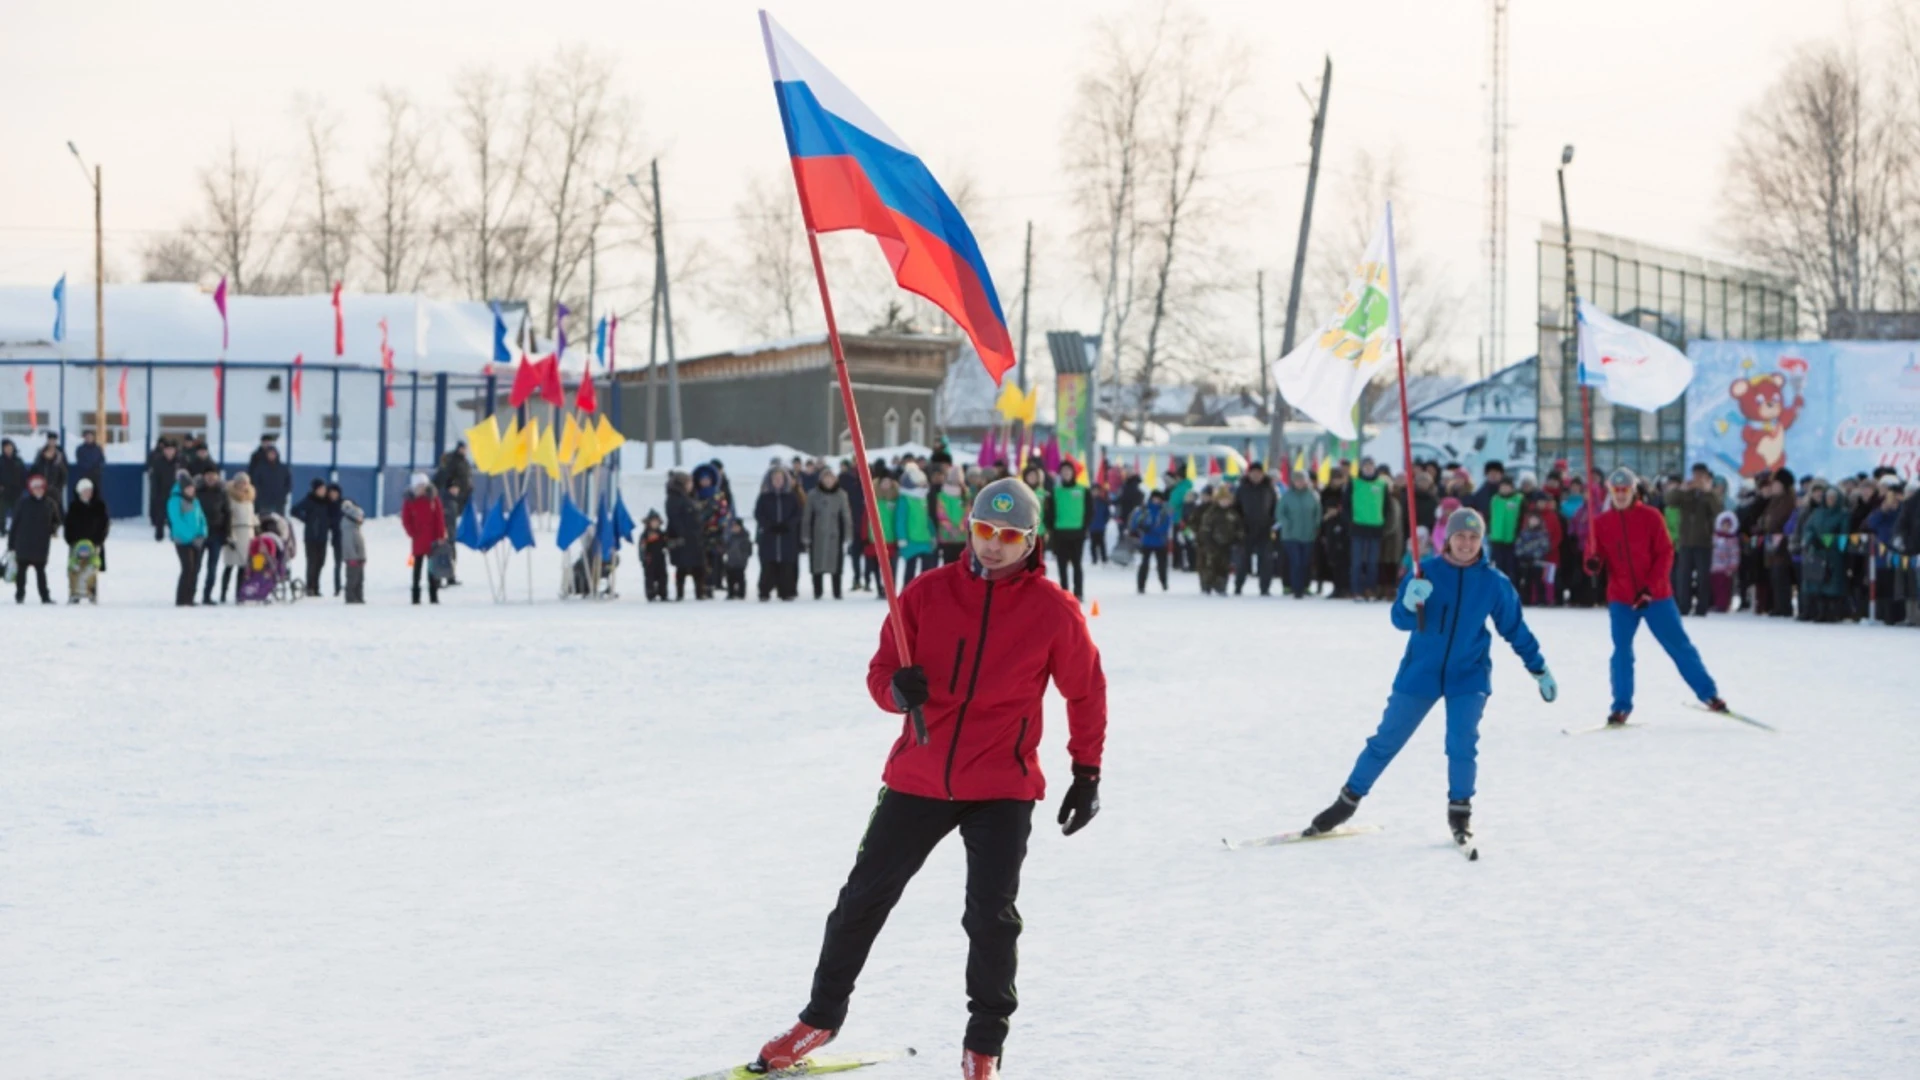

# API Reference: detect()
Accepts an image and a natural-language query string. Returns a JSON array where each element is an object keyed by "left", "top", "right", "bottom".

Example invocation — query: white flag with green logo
[{"left": 1272, "top": 205, "right": 1402, "bottom": 441}]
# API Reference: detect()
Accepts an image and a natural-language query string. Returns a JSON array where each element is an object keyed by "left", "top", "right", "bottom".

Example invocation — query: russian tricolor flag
[{"left": 760, "top": 12, "right": 1016, "bottom": 384}]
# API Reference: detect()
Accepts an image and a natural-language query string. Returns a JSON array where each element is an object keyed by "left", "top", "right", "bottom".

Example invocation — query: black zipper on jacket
[
  {"left": 948, "top": 638, "right": 966, "bottom": 694},
  {"left": 943, "top": 581, "right": 996, "bottom": 800},
  {"left": 1438, "top": 563, "right": 1467, "bottom": 694},
  {"left": 1013, "top": 717, "right": 1030, "bottom": 776}
]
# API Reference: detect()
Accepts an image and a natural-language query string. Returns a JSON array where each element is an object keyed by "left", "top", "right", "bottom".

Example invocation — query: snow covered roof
[{"left": 0, "top": 282, "right": 501, "bottom": 373}]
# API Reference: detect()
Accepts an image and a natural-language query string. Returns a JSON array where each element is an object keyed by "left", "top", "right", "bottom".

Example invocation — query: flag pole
[
  {"left": 761, "top": 12, "right": 926, "bottom": 744},
  {"left": 1386, "top": 202, "right": 1423, "bottom": 630}
]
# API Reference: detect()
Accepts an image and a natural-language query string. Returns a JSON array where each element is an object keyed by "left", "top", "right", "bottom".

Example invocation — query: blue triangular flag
[
  {"left": 479, "top": 495, "right": 509, "bottom": 551},
  {"left": 595, "top": 316, "right": 608, "bottom": 365},
  {"left": 457, "top": 499, "right": 482, "bottom": 550},
  {"left": 490, "top": 302, "right": 510, "bottom": 364},
  {"left": 506, "top": 496, "right": 535, "bottom": 552},
  {"left": 556, "top": 493, "right": 591, "bottom": 550},
  {"left": 596, "top": 496, "right": 617, "bottom": 562},
  {"left": 52, "top": 274, "right": 67, "bottom": 343},
  {"left": 613, "top": 492, "right": 636, "bottom": 541}
]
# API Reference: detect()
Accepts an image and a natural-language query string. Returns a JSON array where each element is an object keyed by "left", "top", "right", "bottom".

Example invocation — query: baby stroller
[
  {"left": 67, "top": 540, "right": 101, "bottom": 604},
  {"left": 239, "top": 514, "right": 302, "bottom": 603}
]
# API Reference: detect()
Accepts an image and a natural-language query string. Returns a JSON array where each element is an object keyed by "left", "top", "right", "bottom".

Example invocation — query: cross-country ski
[
  {"left": 1683, "top": 700, "right": 1778, "bottom": 732},
  {"left": 678, "top": 1048, "right": 917, "bottom": 1080},
  {"left": 1223, "top": 822, "right": 1384, "bottom": 849}
]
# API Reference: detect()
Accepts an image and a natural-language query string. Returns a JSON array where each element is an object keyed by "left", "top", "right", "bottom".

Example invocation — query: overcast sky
[{"left": 0, "top": 0, "right": 1893, "bottom": 374}]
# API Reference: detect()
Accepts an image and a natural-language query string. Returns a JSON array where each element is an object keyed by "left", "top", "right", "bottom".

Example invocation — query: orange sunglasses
[{"left": 970, "top": 520, "right": 1034, "bottom": 544}]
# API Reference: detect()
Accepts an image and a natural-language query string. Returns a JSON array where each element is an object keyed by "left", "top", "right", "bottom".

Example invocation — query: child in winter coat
[
  {"left": 1514, "top": 510, "right": 1553, "bottom": 605},
  {"left": 339, "top": 498, "right": 368, "bottom": 603},
  {"left": 1710, "top": 511, "right": 1740, "bottom": 613},
  {"left": 724, "top": 519, "right": 753, "bottom": 600},
  {"left": 641, "top": 511, "right": 669, "bottom": 601}
]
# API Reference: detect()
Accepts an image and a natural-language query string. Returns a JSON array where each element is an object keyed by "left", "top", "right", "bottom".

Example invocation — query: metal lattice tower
[{"left": 1485, "top": 0, "right": 1509, "bottom": 381}]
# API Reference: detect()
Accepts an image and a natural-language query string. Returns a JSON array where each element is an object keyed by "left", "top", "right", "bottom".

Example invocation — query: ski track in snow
[{"left": 4, "top": 521, "right": 1917, "bottom": 1079}]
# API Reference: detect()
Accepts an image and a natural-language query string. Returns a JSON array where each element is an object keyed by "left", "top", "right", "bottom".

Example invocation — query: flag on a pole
[
  {"left": 597, "top": 496, "right": 618, "bottom": 562},
  {"left": 537, "top": 354, "right": 565, "bottom": 406},
  {"left": 331, "top": 282, "right": 345, "bottom": 356},
  {"left": 556, "top": 493, "right": 592, "bottom": 550},
  {"left": 23, "top": 369, "right": 37, "bottom": 429},
  {"left": 574, "top": 364, "right": 597, "bottom": 414},
  {"left": 555, "top": 303, "right": 571, "bottom": 360},
  {"left": 456, "top": 500, "right": 483, "bottom": 550},
  {"left": 52, "top": 275, "right": 67, "bottom": 343},
  {"left": 490, "top": 302, "right": 511, "bottom": 364},
  {"left": 117, "top": 367, "right": 128, "bottom": 427},
  {"left": 760, "top": 12, "right": 1016, "bottom": 384},
  {"left": 213, "top": 277, "right": 230, "bottom": 352},
  {"left": 608, "top": 313, "right": 619, "bottom": 372},
  {"left": 465, "top": 416, "right": 504, "bottom": 474},
  {"left": 506, "top": 496, "right": 535, "bottom": 551},
  {"left": 378, "top": 318, "right": 396, "bottom": 408},
  {"left": 595, "top": 316, "right": 608, "bottom": 366},
  {"left": 558, "top": 413, "right": 583, "bottom": 467},
  {"left": 478, "top": 495, "right": 509, "bottom": 550},
  {"left": 1577, "top": 300, "right": 1695, "bottom": 412},
  {"left": 291, "top": 353, "right": 304, "bottom": 413},
  {"left": 1272, "top": 207, "right": 1400, "bottom": 441}
]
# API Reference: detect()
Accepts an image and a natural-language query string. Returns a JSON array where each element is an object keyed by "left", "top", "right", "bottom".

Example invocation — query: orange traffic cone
[{"left": 1089, "top": 600, "right": 1101, "bottom": 617}]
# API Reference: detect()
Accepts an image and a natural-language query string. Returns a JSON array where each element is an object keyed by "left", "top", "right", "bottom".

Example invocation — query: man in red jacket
[
  {"left": 1587, "top": 467, "right": 1728, "bottom": 726},
  {"left": 754, "top": 478, "right": 1107, "bottom": 1080}
]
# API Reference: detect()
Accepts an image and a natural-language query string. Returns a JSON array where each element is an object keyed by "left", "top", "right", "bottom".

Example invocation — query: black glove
[
  {"left": 889, "top": 665, "right": 928, "bottom": 713},
  {"left": 1633, "top": 589, "right": 1652, "bottom": 610},
  {"left": 1057, "top": 763, "right": 1101, "bottom": 836},
  {"left": 1583, "top": 556, "right": 1602, "bottom": 576}
]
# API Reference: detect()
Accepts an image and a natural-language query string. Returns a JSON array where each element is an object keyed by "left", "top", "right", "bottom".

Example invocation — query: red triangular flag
[
  {"left": 574, "top": 368, "right": 598, "bottom": 414},
  {"left": 331, "top": 282, "right": 345, "bottom": 356},
  {"left": 537, "top": 354, "right": 565, "bottom": 406},
  {"left": 1208, "top": 456, "right": 1222, "bottom": 476},
  {"left": 24, "top": 368, "right": 36, "bottom": 428},
  {"left": 291, "top": 353, "right": 304, "bottom": 413},
  {"left": 379, "top": 318, "right": 396, "bottom": 408},
  {"left": 509, "top": 355, "right": 536, "bottom": 408}
]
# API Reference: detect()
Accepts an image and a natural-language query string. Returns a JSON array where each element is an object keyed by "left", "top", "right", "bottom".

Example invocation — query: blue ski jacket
[
  {"left": 1128, "top": 503, "right": 1173, "bottom": 549},
  {"left": 1390, "top": 553, "right": 1545, "bottom": 697}
]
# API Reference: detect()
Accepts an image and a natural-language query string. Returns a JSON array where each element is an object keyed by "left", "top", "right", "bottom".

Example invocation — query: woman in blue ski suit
[{"left": 1305, "top": 507, "right": 1556, "bottom": 844}]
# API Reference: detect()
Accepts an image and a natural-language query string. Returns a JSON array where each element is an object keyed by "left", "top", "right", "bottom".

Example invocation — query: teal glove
[
  {"left": 1532, "top": 667, "right": 1558, "bottom": 703},
  {"left": 1402, "top": 577, "right": 1433, "bottom": 612}
]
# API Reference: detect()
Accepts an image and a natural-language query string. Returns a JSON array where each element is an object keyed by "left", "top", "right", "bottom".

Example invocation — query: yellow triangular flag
[
  {"left": 558, "top": 413, "right": 583, "bottom": 468},
  {"left": 503, "top": 416, "right": 529, "bottom": 471},
  {"left": 1225, "top": 455, "right": 1242, "bottom": 478},
  {"left": 574, "top": 430, "right": 607, "bottom": 471},
  {"left": 530, "top": 420, "right": 562, "bottom": 479},
  {"left": 995, "top": 381, "right": 1023, "bottom": 421},
  {"left": 1316, "top": 454, "right": 1332, "bottom": 487},
  {"left": 1186, "top": 455, "right": 1199, "bottom": 480},
  {"left": 594, "top": 413, "right": 627, "bottom": 457},
  {"left": 464, "top": 416, "right": 502, "bottom": 476},
  {"left": 1143, "top": 455, "right": 1160, "bottom": 489}
]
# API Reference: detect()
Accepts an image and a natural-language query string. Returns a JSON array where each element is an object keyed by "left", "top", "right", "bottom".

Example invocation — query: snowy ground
[{"left": 6, "top": 522, "right": 1918, "bottom": 1079}]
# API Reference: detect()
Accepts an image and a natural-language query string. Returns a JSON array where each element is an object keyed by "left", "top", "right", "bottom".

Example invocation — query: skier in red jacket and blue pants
[
  {"left": 754, "top": 478, "right": 1108, "bottom": 1080},
  {"left": 1586, "top": 467, "right": 1730, "bottom": 726}
]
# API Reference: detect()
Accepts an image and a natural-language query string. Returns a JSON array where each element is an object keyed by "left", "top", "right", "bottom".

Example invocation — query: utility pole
[
  {"left": 1273, "top": 56, "right": 1332, "bottom": 470},
  {"left": 1559, "top": 144, "right": 1591, "bottom": 490},
  {"left": 69, "top": 143, "right": 106, "bottom": 444},
  {"left": 1256, "top": 270, "right": 1268, "bottom": 431},
  {"left": 651, "top": 159, "right": 684, "bottom": 467},
  {"left": 1017, "top": 221, "right": 1033, "bottom": 391}
]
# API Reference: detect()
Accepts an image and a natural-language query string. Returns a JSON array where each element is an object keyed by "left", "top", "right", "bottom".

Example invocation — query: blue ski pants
[
  {"left": 1345, "top": 691, "right": 1488, "bottom": 803},
  {"left": 1350, "top": 534, "right": 1382, "bottom": 596},
  {"left": 1609, "top": 598, "right": 1718, "bottom": 714}
]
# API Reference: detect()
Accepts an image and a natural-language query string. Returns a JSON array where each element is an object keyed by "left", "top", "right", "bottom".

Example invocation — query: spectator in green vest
[
  {"left": 933, "top": 470, "right": 969, "bottom": 565},
  {"left": 1346, "top": 458, "right": 1388, "bottom": 601},
  {"left": 895, "top": 463, "right": 937, "bottom": 588},
  {"left": 865, "top": 472, "right": 900, "bottom": 599},
  {"left": 1487, "top": 477, "right": 1523, "bottom": 578},
  {"left": 1046, "top": 462, "right": 1090, "bottom": 600}
]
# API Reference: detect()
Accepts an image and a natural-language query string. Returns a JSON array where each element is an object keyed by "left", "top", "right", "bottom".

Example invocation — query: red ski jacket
[
  {"left": 1589, "top": 501, "right": 1674, "bottom": 606},
  {"left": 401, "top": 494, "right": 446, "bottom": 558},
  {"left": 868, "top": 558, "right": 1106, "bottom": 802}
]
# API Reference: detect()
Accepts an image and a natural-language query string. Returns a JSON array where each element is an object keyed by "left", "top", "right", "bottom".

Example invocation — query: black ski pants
[
  {"left": 802, "top": 789, "right": 1032, "bottom": 1058},
  {"left": 175, "top": 544, "right": 203, "bottom": 606},
  {"left": 1236, "top": 532, "right": 1275, "bottom": 595},
  {"left": 1673, "top": 545, "right": 1711, "bottom": 615},
  {"left": 1052, "top": 528, "right": 1085, "bottom": 599},
  {"left": 14, "top": 559, "right": 49, "bottom": 602},
  {"left": 1136, "top": 546, "right": 1169, "bottom": 592}
]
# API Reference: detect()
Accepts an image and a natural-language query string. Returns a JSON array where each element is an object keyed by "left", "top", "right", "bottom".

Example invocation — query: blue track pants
[
  {"left": 1345, "top": 691, "right": 1489, "bottom": 803},
  {"left": 1609, "top": 598, "right": 1718, "bottom": 714}
]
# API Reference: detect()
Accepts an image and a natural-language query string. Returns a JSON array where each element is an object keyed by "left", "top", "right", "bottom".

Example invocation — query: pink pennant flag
[
  {"left": 213, "top": 276, "right": 229, "bottom": 352},
  {"left": 378, "top": 318, "right": 395, "bottom": 408}
]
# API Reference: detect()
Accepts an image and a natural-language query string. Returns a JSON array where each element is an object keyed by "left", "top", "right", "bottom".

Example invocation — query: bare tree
[
  {"left": 443, "top": 66, "right": 543, "bottom": 304},
  {"left": 1724, "top": 43, "right": 1907, "bottom": 334},
  {"left": 720, "top": 170, "right": 816, "bottom": 339},
  {"left": 141, "top": 234, "right": 204, "bottom": 283},
  {"left": 528, "top": 48, "right": 640, "bottom": 339},
  {"left": 187, "top": 134, "right": 293, "bottom": 294},
  {"left": 1311, "top": 149, "right": 1458, "bottom": 375},
  {"left": 1065, "top": 8, "right": 1158, "bottom": 439},
  {"left": 363, "top": 87, "right": 441, "bottom": 294},
  {"left": 289, "top": 96, "right": 357, "bottom": 291},
  {"left": 1125, "top": 6, "right": 1247, "bottom": 442}
]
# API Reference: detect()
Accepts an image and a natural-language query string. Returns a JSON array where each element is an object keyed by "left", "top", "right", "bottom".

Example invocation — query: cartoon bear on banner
[{"left": 1729, "top": 372, "right": 1802, "bottom": 477}]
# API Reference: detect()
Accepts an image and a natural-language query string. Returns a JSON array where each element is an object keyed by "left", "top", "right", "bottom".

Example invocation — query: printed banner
[
  {"left": 1685, "top": 340, "right": 1920, "bottom": 483},
  {"left": 1055, "top": 372, "right": 1093, "bottom": 468}
]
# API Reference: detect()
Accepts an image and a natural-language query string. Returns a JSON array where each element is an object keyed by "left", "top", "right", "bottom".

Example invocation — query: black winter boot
[
  {"left": 1448, "top": 799, "right": 1472, "bottom": 842},
  {"left": 1307, "top": 786, "right": 1361, "bottom": 836}
]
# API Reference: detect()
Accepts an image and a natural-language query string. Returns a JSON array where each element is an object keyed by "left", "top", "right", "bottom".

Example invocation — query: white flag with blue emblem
[{"left": 1577, "top": 300, "right": 1694, "bottom": 411}]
